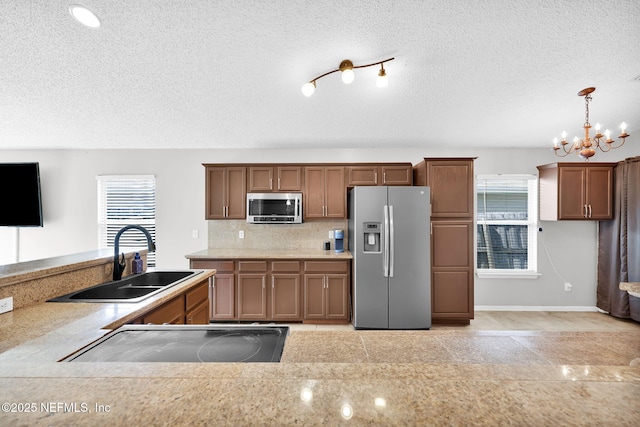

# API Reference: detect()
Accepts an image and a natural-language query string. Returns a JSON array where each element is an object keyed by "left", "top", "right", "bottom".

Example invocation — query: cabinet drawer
[
  {"left": 185, "top": 280, "right": 209, "bottom": 312},
  {"left": 190, "top": 260, "right": 234, "bottom": 271},
  {"left": 238, "top": 261, "right": 268, "bottom": 272},
  {"left": 142, "top": 296, "right": 184, "bottom": 325},
  {"left": 304, "top": 261, "right": 349, "bottom": 273},
  {"left": 272, "top": 261, "right": 301, "bottom": 272}
]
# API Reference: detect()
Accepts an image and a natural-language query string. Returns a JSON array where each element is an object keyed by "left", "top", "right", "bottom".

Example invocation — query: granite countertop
[
  {"left": 0, "top": 249, "right": 147, "bottom": 288},
  {"left": 186, "top": 248, "right": 353, "bottom": 260},
  {"left": 0, "top": 269, "right": 215, "bottom": 362},
  {"left": 620, "top": 282, "right": 640, "bottom": 294}
]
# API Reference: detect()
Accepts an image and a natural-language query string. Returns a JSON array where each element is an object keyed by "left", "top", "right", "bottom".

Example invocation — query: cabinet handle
[
  {"left": 278, "top": 177, "right": 281, "bottom": 189},
  {"left": 270, "top": 178, "right": 273, "bottom": 190},
  {"left": 262, "top": 276, "right": 265, "bottom": 289},
  {"left": 272, "top": 276, "right": 274, "bottom": 289},
  {"left": 583, "top": 204, "right": 588, "bottom": 218},
  {"left": 374, "top": 172, "right": 378, "bottom": 184},
  {"left": 588, "top": 204, "right": 592, "bottom": 218},
  {"left": 383, "top": 172, "right": 386, "bottom": 183}
]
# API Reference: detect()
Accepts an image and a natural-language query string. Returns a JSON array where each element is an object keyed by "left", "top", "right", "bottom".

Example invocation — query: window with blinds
[
  {"left": 97, "top": 175, "right": 156, "bottom": 267},
  {"left": 476, "top": 175, "right": 537, "bottom": 272}
]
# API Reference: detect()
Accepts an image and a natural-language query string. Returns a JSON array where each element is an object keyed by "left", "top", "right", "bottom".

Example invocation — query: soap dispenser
[{"left": 132, "top": 252, "right": 143, "bottom": 274}]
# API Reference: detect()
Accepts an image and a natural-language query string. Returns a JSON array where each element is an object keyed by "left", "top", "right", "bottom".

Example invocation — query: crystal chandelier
[{"left": 552, "top": 87, "right": 629, "bottom": 160}]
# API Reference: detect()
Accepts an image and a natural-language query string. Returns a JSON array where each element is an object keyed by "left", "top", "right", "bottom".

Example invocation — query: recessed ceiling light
[{"left": 69, "top": 5, "right": 101, "bottom": 28}]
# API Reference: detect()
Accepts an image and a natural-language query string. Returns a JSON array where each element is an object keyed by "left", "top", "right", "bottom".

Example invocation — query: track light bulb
[
  {"left": 301, "top": 82, "right": 316, "bottom": 97},
  {"left": 341, "top": 69, "right": 354, "bottom": 84},
  {"left": 376, "top": 67, "right": 388, "bottom": 88}
]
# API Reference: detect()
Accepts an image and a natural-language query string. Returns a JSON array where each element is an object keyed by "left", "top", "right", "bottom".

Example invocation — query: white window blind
[
  {"left": 97, "top": 175, "right": 156, "bottom": 267},
  {"left": 476, "top": 175, "right": 537, "bottom": 273}
]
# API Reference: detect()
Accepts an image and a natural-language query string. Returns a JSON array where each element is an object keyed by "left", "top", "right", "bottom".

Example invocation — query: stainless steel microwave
[{"left": 246, "top": 193, "right": 302, "bottom": 224}]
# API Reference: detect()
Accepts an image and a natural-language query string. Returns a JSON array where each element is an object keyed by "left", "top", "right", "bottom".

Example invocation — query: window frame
[
  {"left": 96, "top": 175, "right": 156, "bottom": 267},
  {"left": 475, "top": 174, "right": 540, "bottom": 279}
]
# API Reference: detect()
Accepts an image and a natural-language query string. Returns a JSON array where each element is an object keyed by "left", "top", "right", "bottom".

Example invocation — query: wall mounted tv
[{"left": 0, "top": 162, "right": 44, "bottom": 227}]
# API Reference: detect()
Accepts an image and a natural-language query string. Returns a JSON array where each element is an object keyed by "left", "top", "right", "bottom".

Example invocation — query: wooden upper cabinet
[
  {"left": 537, "top": 162, "right": 615, "bottom": 221},
  {"left": 248, "top": 166, "right": 302, "bottom": 192},
  {"left": 304, "top": 166, "right": 346, "bottom": 219},
  {"left": 205, "top": 166, "right": 246, "bottom": 219},
  {"left": 347, "top": 164, "right": 412, "bottom": 186},
  {"left": 413, "top": 158, "right": 475, "bottom": 218}
]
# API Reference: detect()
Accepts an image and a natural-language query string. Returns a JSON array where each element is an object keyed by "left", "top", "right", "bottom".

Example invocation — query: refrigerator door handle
[
  {"left": 383, "top": 205, "right": 389, "bottom": 277},
  {"left": 389, "top": 205, "right": 395, "bottom": 277}
]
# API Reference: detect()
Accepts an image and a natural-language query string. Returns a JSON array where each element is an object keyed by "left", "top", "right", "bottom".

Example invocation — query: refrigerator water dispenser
[{"left": 363, "top": 222, "right": 381, "bottom": 253}]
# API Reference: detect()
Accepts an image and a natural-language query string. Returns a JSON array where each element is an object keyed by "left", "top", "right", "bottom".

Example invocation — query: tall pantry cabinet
[{"left": 413, "top": 158, "right": 476, "bottom": 325}]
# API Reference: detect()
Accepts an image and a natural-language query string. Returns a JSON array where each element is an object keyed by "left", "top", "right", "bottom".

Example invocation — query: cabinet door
[
  {"left": 271, "top": 273, "right": 301, "bottom": 320},
  {"left": 381, "top": 165, "right": 412, "bottom": 185},
  {"left": 431, "top": 221, "right": 474, "bottom": 320},
  {"left": 277, "top": 166, "right": 302, "bottom": 191},
  {"left": 558, "top": 167, "right": 587, "bottom": 219},
  {"left": 426, "top": 160, "right": 474, "bottom": 218},
  {"left": 186, "top": 299, "right": 210, "bottom": 324},
  {"left": 347, "top": 166, "right": 379, "bottom": 186},
  {"left": 237, "top": 273, "right": 268, "bottom": 319},
  {"left": 326, "top": 274, "right": 349, "bottom": 319},
  {"left": 226, "top": 167, "right": 247, "bottom": 219},
  {"left": 205, "top": 167, "right": 227, "bottom": 219},
  {"left": 211, "top": 273, "right": 236, "bottom": 319},
  {"left": 303, "top": 274, "right": 326, "bottom": 319},
  {"left": 325, "top": 166, "right": 346, "bottom": 218},
  {"left": 248, "top": 166, "right": 274, "bottom": 191},
  {"left": 304, "top": 167, "right": 326, "bottom": 218},
  {"left": 586, "top": 166, "right": 614, "bottom": 219}
]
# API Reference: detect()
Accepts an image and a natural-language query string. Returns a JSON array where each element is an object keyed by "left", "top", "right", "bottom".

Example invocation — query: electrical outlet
[
  {"left": 328, "top": 230, "right": 334, "bottom": 239},
  {"left": 239, "top": 230, "right": 245, "bottom": 239},
  {"left": 192, "top": 229, "right": 199, "bottom": 239},
  {"left": 564, "top": 282, "right": 572, "bottom": 292},
  {"left": 0, "top": 297, "right": 13, "bottom": 314}
]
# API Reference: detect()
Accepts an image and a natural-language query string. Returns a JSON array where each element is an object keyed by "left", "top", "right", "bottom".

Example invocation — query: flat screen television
[{"left": 0, "top": 162, "right": 44, "bottom": 227}]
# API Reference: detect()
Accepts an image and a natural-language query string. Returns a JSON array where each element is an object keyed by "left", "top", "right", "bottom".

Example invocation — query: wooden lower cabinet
[
  {"left": 303, "top": 260, "right": 350, "bottom": 323},
  {"left": 130, "top": 278, "right": 210, "bottom": 325},
  {"left": 303, "top": 274, "right": 349, "bottom": 321},
  {"left": 238, "top": 273, "right": 268, "bottom": 319},
  {"left": 189, "top": 258, "right": 350, "bottom": 323}
]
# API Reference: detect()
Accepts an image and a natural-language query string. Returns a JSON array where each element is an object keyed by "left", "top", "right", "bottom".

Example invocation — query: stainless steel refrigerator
[{"left": 348, "top": 186, "right": 431, "bottom": 329}]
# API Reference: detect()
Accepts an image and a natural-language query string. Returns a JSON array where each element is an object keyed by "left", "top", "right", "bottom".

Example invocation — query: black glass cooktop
[{"left": 63, "top": 325, "right": 289, "bottom": 363}]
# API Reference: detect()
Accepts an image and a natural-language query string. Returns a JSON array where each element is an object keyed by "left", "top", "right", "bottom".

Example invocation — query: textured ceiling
[{"left": 1, "top": 0, "right": 639, "bottom": 150}]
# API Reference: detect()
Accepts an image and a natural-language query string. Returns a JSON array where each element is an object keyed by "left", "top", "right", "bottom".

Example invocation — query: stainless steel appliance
[
  {"left": 246, "top": 192, "right": 302, "bottom": 224},
  {"left": 348, "top": 186, "right": 431, "bottom": 329},
  {"left": 63, "top": 325, "right": 289, "bottom": 363}
]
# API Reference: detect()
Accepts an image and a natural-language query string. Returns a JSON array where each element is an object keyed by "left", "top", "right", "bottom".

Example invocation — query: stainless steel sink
[{"left": 48, "top": 270, "right": 202, "bottom": 303}]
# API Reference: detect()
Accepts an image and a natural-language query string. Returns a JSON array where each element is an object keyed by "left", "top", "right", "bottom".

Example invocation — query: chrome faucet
[{"left": 113, "top": 225, "right": 156, "bottom": 281}]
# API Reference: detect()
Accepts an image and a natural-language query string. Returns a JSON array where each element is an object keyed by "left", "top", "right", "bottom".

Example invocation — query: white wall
[{"left": 1, "top": 136, "right": 637, "bottom": 307}]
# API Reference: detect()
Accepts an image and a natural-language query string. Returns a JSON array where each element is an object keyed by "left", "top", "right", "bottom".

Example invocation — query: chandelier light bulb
[
  {"left": 553, "top": 137, "right": 559, "bottom": 148},
  {"left": 301, "top": 82, "right": 315, "bottom": 97},
  {"left": 620, "top": 122, "right": 627, "bottom": 132},
  {"left": 605, "top": 129, "right": 611, "bottom": 139},
  {"left": 376, "top": 67, "right": 388, "bottom": 88},
  {"left": 341, "top": 69, "right": 355, "bottom": 84},
  {"left": 595, "top": 123, "right": 601, "bottom": 132},
  {"left": 561, "top": 131, "right": 567, "bottom": 141},
  {"left": 69, "top": 5, "right": 101, "bottom": 28}
]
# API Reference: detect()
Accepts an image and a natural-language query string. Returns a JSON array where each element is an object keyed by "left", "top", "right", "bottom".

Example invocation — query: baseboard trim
[{"left": 475, "top": 306, "right": 599, "bottom": 312}]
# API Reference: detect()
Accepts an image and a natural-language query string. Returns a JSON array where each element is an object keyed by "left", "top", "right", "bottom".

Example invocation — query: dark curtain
[{"left": 597, "top": 156, "right": 640, "bottom": 318}]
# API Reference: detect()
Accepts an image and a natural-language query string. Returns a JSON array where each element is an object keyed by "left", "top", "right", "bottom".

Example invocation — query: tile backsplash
[{"left": 207, "top": 220, "right": 348, "bottom": 250}]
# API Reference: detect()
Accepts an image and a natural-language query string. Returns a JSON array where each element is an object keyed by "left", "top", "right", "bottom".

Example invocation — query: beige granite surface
[
  {"left": 0, "top": 320, "right": 639, "bottom": 426},
  {"left": 621, "top": 282, "right": 640, "bottom": 294},
  {"left": 0, "top": 269, "right": 215, "bottom": 359},
  {"left": 186, "top": 248, "right": 353, "bottom": 260}
]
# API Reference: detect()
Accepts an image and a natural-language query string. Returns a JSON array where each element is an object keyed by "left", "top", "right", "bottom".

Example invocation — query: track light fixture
[{"left": 301, "top": 57, "right": 395, "bottom": 97}]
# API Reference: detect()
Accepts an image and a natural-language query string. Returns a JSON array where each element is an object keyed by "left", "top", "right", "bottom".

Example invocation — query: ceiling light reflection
[
  {"left": 341, "top": 403, "right": 353, "bottom": 420},
  {"left": 69, "top": 5, "right": 101, "bottom": 28},
  {"left": 300, "top": 387, "right": 313, "bottom": 403}
]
